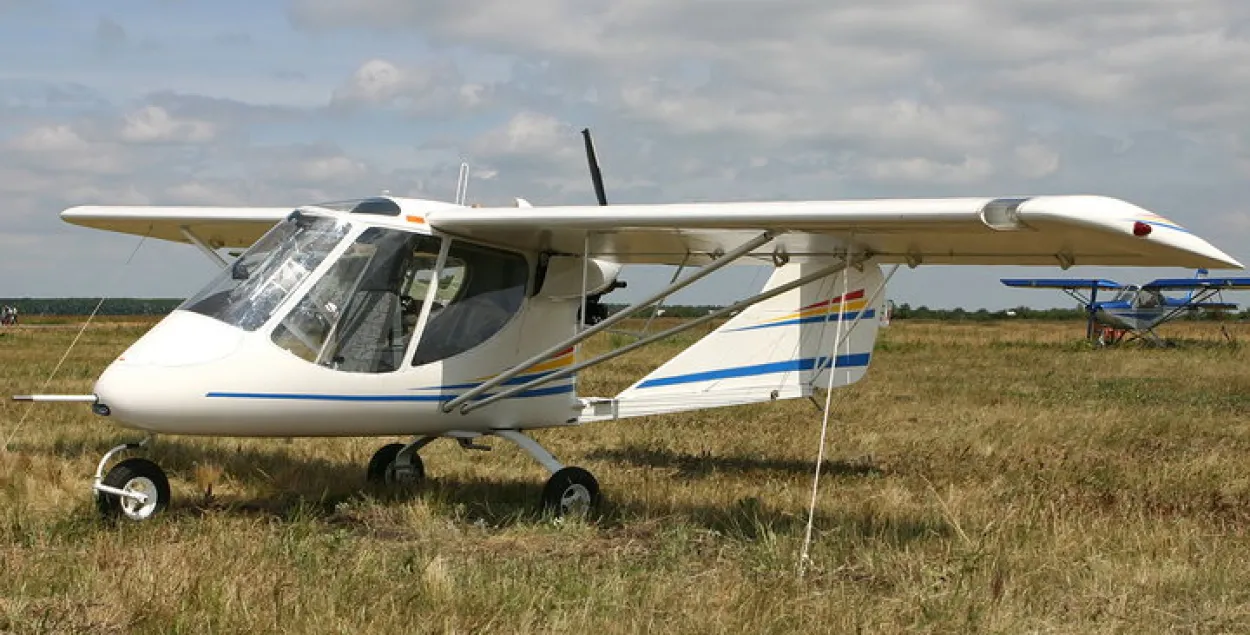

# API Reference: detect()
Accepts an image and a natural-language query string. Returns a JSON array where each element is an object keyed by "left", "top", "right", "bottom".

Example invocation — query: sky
[{"left": 2, "top": 0, "right": 1250, "bottom": 309}]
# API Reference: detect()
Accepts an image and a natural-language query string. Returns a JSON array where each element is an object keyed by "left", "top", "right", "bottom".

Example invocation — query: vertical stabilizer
[{"left": 608, "top": 261, "right": 885, "bottom": 419}]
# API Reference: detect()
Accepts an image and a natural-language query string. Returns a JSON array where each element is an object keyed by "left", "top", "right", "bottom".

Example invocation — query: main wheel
[
  {"left": 97, "top": 458, "right": 170, "bottom": 521},
  {"left": 541, "top": 466, "right": 600, "bottom": 517},
  {"left": 366, "top": 443, "right": 425, "bottom": 485}
]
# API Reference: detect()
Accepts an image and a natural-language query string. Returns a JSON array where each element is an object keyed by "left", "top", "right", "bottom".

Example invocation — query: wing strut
[
  {"left": 440, "top": 230, "right": 779, "bottom": 413},
  {"left": 459, "top": 255, "right": 860, "bottom": 415},
  {"left": 1086, "top": 284, "right": 1099, "bottom": 341},
  {"left": 179, "top": 227, "right": 229, "bottom": 268}
]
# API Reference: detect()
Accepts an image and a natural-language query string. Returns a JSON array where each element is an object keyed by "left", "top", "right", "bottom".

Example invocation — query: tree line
[{"left": 0, "top": 298, "right": 183, "bottom": 316}]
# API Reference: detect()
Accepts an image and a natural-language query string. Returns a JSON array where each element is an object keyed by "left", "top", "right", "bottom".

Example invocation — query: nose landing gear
[{"left": 94, "top": 437, "right": 170, "bottom": 521}]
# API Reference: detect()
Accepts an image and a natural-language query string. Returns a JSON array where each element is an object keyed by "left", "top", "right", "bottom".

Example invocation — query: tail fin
[{"left": 610, "top": 261, "right": 884, "bottom": 419}]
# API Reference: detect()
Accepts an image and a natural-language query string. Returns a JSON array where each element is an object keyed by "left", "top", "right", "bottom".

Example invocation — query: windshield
[
  {"left": 269, "top": 228, "right": 530, "bottom": 373},
  {"left": 181, "top": 213, "right": 351, "bottom": 330},
  {"left": 271, "top": 228, "right": 441, "bottom": 372}
]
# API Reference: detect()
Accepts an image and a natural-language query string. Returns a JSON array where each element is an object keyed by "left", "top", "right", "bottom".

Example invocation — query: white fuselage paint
[{"left": 92, "top": 210, "right": 597, "bottom": 437}]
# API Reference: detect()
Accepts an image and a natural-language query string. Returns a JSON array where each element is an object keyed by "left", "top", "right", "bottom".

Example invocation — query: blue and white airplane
[{"left": 1002, "top": 270, "right": 1250, "bottom": 345}]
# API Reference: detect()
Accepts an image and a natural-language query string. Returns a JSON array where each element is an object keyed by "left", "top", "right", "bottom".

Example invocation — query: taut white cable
[
  {"left": 3, "top": 234, "right": 149, "bottom": 452},
  {"left": 798, "top": 264, "right": 850, "bottom": 576}
]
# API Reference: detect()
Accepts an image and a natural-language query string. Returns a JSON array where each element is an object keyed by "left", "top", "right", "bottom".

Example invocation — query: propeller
[
  {"left": 576, "top": 128, "right": 625, "bottom": 325},
  {"left": 582, "top": 128, "right": 608, "bottom": 206}
]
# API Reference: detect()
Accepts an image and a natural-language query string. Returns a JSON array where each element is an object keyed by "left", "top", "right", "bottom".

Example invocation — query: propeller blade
[{"left": 581, "top": 128, "right": 608, "bottom": 206}]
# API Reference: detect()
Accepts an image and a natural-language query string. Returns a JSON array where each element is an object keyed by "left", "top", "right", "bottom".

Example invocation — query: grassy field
[{"left": 3, "top": 318, "right": 1250, "bottom": 633}]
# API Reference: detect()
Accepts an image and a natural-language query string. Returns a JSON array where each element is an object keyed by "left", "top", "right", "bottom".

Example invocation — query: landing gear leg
[
  {"left": 492, "top": 429, "right": 600, "bottom": 517},
  {"left": 366, "top": 437, "right": 433, "bottom": 485},
  {"left": 94, "top": 435, "right": 170, "bottom": 521}
]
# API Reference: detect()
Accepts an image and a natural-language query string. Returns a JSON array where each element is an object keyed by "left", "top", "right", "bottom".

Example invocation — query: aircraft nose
[
  {"left": 114, "top": 310, "right": 244, "bottom": 367},
  {"left": 93, "top": 361, "right": 175, "bottom": 429},
  {"left": 92, "top": 310, "right": 245, "bottom": 430}
]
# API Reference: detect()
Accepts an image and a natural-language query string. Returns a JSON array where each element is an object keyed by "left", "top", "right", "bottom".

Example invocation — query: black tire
[
  {"left": 366, "top": 443, "right": 425, "bottom": 485},
  {"left": 541, "top": 466, "right": 600, "bottom": 517},
  {"left": 96, "top": 458, "right": 170, "bottom": 521}
]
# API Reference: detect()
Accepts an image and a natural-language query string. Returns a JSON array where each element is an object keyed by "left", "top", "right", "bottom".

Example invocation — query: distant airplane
[{"left": 1002, "top": 269, "right": 1250, "bottom": 345}]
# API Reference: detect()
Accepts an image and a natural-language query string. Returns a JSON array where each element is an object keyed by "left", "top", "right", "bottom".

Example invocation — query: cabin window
[
  {"left": 181, "top": 213, "right": 350, "bottom": 331},
  {"left": 271, "top": 228, "right": 446, "bottom": 373},
  {"left": 411, "top": 241, "right": 528, "bottom": 366}
]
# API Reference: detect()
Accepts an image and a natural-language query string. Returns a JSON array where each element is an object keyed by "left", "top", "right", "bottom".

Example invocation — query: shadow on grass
[
  {"left": 585, "top": 444, "right": 884, "bottom": 480},
  {"left": 21, "top": 436, "right": 946, "bottom": 546}
]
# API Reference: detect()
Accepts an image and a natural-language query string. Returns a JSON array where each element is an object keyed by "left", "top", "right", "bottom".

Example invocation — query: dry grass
[{"left": 3, "top": 318, "right": 1250, "bottom": 633}]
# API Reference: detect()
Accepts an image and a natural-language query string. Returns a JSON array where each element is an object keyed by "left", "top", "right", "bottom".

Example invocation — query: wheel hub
[
  {"left": 560, "top": 484, "right": 592, "bottom": 516},
  {"left": 386, "top": 461, "right": 421, "bottom": 485},
  {"left": 119, "top": 477, "right": 159, "bottom": 520}
]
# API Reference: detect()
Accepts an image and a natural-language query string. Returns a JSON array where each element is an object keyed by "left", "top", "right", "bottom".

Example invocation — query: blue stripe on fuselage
[{"left": 636, "top": 353, "right": 871, "bottom": 389}]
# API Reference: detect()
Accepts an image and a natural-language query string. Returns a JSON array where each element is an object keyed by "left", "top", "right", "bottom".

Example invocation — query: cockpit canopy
[
  {"left": 305, "top": 197, "right": 403, "bottom": 217},
  {"left": 180, "top": 211, "right": 530, "bottom": 373}
]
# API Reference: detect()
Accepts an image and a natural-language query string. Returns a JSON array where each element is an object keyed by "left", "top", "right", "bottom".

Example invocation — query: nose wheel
[{"left": 93, "top": 439, "right": 170, "bottom": 521}]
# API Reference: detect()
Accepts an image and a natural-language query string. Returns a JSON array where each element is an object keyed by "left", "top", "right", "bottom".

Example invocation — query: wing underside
[{"left": 61, "top": 206, "right": 293, "bottom": 248}]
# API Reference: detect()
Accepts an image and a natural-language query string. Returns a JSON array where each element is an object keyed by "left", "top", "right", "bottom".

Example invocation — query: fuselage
[
  {"left": 92, "top": 197, "right": 617, "bottom": 437},
  {"left": 1091, "top": 286, "right": 1192, "bottom": 331}
]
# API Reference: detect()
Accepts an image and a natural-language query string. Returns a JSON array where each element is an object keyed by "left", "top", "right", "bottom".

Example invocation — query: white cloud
[
  {"left": 6, "top": 124, "right": 129, "bottom": 175},
  {"left": 863, "top": 156, "right": 994, "bottom": 185},
  {"left": 9, "top": 124, "right": 91, "bottom": 153},
  {"left": 332, "top": 59, "right": 407, "bottom": 105},
  {"left": 468, "top": 111, "right": 575, "bottom": 158},
  {"left": 1012, "top": 141, "right": 1060, "bottom": 179},
  {"left": 329, "top": 58, "right": 481, "bottom": 114},
  {"left": 119, "top": 105, "right": 217, "bottom": 143},
  {"left": 290, "top": 155, "right": 369, "bottom": 183}
]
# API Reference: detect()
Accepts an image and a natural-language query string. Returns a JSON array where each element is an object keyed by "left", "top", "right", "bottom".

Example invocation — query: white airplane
[{"left": 13, "top": 136, "right": 1244, "bottom": 522}]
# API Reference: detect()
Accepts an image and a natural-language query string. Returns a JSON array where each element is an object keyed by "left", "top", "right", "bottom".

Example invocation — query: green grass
[{"left": 3, "top": 318, "right": 1250, "bottom": 632}]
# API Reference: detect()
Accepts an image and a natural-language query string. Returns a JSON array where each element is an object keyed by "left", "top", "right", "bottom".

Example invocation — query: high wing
[
  {"left": 1001, "top": 278, "right": 1124, "bottom": 290},
  {"left": 424, "top": 195, "right": 1242, "bottom": 269},
  {"left": 1142, "top": 277, "right": 1250, "bottom": 290},
  {"left": 61, "top": 206, "right": 293, "bottom": 248}
]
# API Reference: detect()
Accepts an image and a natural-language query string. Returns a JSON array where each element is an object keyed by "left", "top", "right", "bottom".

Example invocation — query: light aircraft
[
  {"left": 1002, "top": 269, "right": 1250, "bottom": 345},
  {"left": 12, "top": 131, "right": 1246, "bottom": 522}
]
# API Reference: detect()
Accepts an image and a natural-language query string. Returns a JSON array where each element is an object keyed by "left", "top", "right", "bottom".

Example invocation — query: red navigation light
[{"left": 1132, "top": 221, "right": 1152, "bottom": 237}]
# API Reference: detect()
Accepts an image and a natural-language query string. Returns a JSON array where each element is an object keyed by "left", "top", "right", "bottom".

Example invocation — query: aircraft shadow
[
  {"left": 20, "top": 437, "right": 944, "bottom": 545},
  {"left": 585, "top": 445, "right": 884, "bottom": 480}
]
